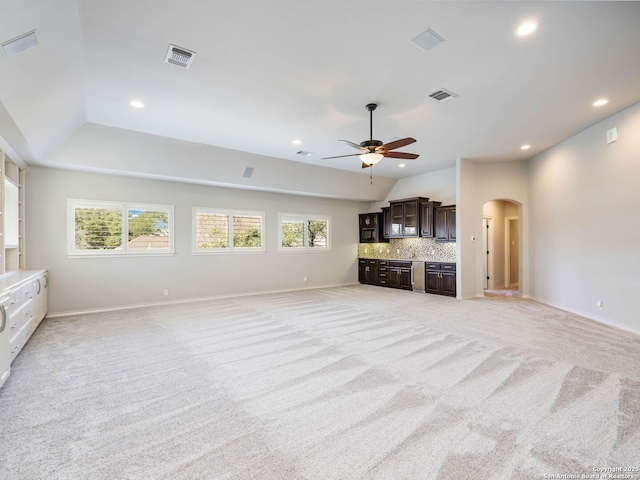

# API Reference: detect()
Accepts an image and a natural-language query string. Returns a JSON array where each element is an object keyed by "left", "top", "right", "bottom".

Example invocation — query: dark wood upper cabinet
[
  {"left": 359, "top": 212, "right": 387, "bottom": 243},
  {"left": 434, "top": 205, "right": 456, "bottom": 242},
  {"left": 381, "top": 207, "right": 391, "bottom": 239},
  {"left": 388, "top": 197, "right": 429, "bottom": 238},
  {"left": 419, "top": 200, "right": 442, "bottom": 237}
]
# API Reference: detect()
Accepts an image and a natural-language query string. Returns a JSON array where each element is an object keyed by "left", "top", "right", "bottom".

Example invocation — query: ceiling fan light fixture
[{"left": 359, "top": 152, "right": 383, "bottom": 166}]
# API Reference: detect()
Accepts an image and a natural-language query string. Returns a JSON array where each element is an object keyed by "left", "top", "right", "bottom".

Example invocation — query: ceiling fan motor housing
[{"left": 360, "top": 139, "right": 384, "bottom": 150}]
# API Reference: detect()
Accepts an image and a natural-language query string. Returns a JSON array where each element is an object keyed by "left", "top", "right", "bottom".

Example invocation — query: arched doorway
[{"left": 482, "top": 199, "right": 521, "bottom": 296}]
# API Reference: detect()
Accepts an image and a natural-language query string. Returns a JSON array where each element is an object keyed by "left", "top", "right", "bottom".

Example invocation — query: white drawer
[
  {"left": 8, "top": 300, "right": 33, "bottom": 345},
  {"left": 21, "top": 283, "right": 33, "bottom": 301},
  {"left": 10, "top": 317, "right": 35, "bottom": 363},
  {"left": 8, "top": 287, "right": 22, "bottom": 315}
]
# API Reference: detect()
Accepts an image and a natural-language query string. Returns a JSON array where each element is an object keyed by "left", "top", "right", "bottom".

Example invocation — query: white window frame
[
  {"left": 192, "top": 207, "right": 265, "bottom": 254},
  {"left": 278, "top": 213, "right": 331, "bottom": 252},
  {"left": 68, "top": 199, "right": 175, "bottom": 257}
]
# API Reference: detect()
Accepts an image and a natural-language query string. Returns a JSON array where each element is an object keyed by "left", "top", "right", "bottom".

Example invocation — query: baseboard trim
[
  {"left": 46, "top": 282, "right": 359, "bottom": 318},
  {"left": 528, "top": 295, "right": 640, "bottom": 337}
]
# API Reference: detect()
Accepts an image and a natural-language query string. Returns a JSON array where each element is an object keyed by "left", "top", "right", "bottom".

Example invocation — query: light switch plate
[{"left": 606, "top": 127, "right": 617, "bottom": 144}]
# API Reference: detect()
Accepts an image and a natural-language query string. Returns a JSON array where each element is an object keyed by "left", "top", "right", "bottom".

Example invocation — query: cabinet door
[
  {"left": 426, "top": 270, "right": 441, "bottom": 293},
  {"left": 448, "top": 207, "right": 456, "bottom": 241},
  {"left": 400, "top": 268, "right": 412, "bottom": 290},
  {"left": 420, "top": 202, "right": 434, "bottom": 237},
  {"left": 402, "top": 200, "right": 418, "bottom": 236},
  {"left": 388, "top": 268, "right": 401, "bottom": 288},
  {"left": 390, "top": 203, "right": 403, "bottom": 237},
  {"left": 358, "top": 260, "right": 367, "bottom": 283},
  {"left": 441, "top": 272, "right": 457, "bottom": 296},
  {"left": 381, "top": 207, "right": 391, "bottom": 239},
  {"left": 434, "top": 208, "right": 448, "bottom": 241},
  {"left": 368, "top": 263, "right": 378, "bottom": 285}
]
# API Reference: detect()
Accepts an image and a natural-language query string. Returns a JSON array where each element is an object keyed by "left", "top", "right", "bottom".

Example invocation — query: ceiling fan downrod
[{"left": 366, "top": 103, "right": 377, "bottom": 141}]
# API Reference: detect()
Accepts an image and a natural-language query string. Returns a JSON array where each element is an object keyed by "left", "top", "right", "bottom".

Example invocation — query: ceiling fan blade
[
  {"left": 383, "top": 151, "right": 419, "bottom": 160},
  {"left": 381, "top": 137, "right": 416, "bottom": 151},
  {"left": 321, "top": 153, "right": 362, "bottom": 160},
  {"left": 339, "top": 140, "right": 366, "bottom": 151}
]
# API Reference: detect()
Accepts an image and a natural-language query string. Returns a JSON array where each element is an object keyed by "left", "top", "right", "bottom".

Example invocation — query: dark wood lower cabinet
[
  {"left": 425, "top": 262, "right": 457, "bottom": 297},
  {"left": 358, "top": 259, "right": 378, "bottom": 285},
  {"left": 359, "top": 258, "right": 455, "bottom": 296},
  {"left": 389, "top": 261, "right": 412, "bottom": 290}
]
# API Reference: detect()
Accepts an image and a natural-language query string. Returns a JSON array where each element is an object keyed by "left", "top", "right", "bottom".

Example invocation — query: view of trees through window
[
  {"left": 72, "top": 202, "right": 171, "bottom": 254},
  {"left": 280, "top": 216, "right": 329, "bottom": 249},
  {"left": 74, "top": 207, "right": 123, "bottom": 250},
  {"left": 195, "top": 210, "right": 263, "bottom": 250}
]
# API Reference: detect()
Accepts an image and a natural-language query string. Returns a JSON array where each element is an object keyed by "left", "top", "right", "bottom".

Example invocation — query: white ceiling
[{"left": 1, "top": 1, "right": 640, "bottom": 181}]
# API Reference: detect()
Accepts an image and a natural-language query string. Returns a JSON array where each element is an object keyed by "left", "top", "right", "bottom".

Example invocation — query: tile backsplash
[{"left": 358, "top": 237, "right": 456, "bottom": 262}]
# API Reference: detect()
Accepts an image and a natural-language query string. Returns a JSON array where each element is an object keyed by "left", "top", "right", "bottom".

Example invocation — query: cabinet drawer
[
  {"left": 10, "top": 318, "right": 35, "bottom": 363},
  {"left": 9, "top": 287, "right": 23, "bottom": 315},
  {"left": 9, "top": 301, "right": 33, "bottom": 344},
  {"left": 425, "top": 262, "right": 441, "bottom": 270},
  {"left": 441, "top": 263, "right": 456, "bottom": 271},
  {"left": 390, "top": 261, "right": 412, "bottom": 269},
  {"left": 21, "top": 283, "right": 33, "bottom": 301}
]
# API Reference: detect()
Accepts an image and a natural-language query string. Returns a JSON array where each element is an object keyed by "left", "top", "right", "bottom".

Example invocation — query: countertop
[{"left": 0, "top": 269, "right": 47, "bottom": 294}]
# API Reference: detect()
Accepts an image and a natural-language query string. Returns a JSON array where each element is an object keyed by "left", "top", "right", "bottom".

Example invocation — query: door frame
[
  {"left": 482, "top": 216, "right": 493, "bottom": 290},
  {"left": 504, "top": 216, "right": 519, "bottom": 288}
]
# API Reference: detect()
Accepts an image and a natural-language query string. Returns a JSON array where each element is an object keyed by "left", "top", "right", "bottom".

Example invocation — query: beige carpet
[{"left": 1, "top": 285, "right": 639, "bottom": 479}]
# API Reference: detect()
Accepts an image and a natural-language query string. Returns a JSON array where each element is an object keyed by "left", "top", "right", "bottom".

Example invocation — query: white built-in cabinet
[
  {"left": 0, "top": 148, "right": 48, "bottom": 389},
  {"left": 1, "top": 150, "right": 25, "bottom": 272}
]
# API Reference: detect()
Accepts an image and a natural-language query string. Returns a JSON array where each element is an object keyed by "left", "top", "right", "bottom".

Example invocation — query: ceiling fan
[{"left": 322, "top": 103, "right": 419, "bottom": 168}]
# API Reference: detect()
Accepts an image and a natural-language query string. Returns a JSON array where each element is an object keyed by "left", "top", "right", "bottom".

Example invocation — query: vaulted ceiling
[{"left": 1, "top": 1, "right": 639, "bottom": 193}]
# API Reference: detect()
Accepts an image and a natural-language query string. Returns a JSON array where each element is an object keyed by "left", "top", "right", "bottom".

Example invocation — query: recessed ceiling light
[
  {"left": 521, "top": 144, "right": 531, "bottom": 150},
  {"left": 129, "top": 100, "right": 145, "bottom": 109},
  {"left": 398, "top": 163, "right": 406, "bottom": 168},
  {"left": 292, "top": 139, "right": 302, "bottom": 145},
  {"left": 515, "top": 21, "right": 538, "bottom": 37},
  {"left": 592, "top": 98, "right": 609, "bottom": 107}
]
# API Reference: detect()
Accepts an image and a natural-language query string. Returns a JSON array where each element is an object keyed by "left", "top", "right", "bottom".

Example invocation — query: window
[
  {"left": 278, "top": 214, "right": 331, "bottom": 251},
  {"left": 68, "top": 199, "right": 174, "bottom": 256},
  {"left": 193, "top": 208, "right": 265, "bottom": 253}
]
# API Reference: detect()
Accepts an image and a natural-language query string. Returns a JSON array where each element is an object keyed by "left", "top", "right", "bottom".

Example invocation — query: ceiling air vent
[
  {"left": 429, "top": 88, "right": 458, "bottom": 102},
  {"left": 164, "top": 44, "right": 196, "bottom": 69},
  {"left": 1, "top": 30, "right": 38, "bottom": 58}
]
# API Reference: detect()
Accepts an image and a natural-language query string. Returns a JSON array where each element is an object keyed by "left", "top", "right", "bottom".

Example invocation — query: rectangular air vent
[
  {"left": 1, "top": 30, "right": 38, "bottom": 58},
  {"left": 429, "top": 88, "right": 458, "bottom": 102},
  {"left": 164, "top": 44, "right": 196, "bottom": 69}
]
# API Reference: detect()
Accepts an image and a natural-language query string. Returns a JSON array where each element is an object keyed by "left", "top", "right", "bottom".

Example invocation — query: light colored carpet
[{"left": 1, "top": 285, "right": 639, "bottom": 479}]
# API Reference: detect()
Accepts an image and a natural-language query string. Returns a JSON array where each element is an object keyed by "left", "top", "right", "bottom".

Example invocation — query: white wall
[
  {"left": 26, "top": 167, "right": 369, "bottom": 314},
  {"left": 42, "top": 123, "right": 397, "bottom": 202},
  {"left": 370, "top": 167, "right": 456, "bottom": 210},
  {"left": 457, "top": 158, "right": 529, "bottom": 299},
  {"left": 528, "top": 101, "right": 640, "bottom": 334}
]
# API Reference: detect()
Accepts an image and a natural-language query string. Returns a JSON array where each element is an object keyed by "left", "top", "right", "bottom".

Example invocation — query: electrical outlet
[
  {"left": 596, "top": 300, "right": 604, "bottom": 309},
  {"left": 164, "top": 289, "right": 169, "bottom": 296}
]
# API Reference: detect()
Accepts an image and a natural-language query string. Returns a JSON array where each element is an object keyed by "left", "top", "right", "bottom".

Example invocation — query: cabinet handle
[
  {"left": 0, "top": 304, "right": 5, "bottom": 333},
  {"left": 11, "top": 322, "right": 18, "bottom": 329},
  {"left": 10, "top": 299, "right": 18, "bottom": 305},
  {"left": 25, "top": 310, "right": 32, "bottom": 316},
  {"left": 44, "top": 276, "right": 48, "bottom": 288},
  {"left": 36, "top": 279, "right": 41, "bottom": 294},
  {"left": 26, "top": 329, "right": 32, "bottom": 335},
  {"left": 11, "top": 346, "right": 18, "bottom": 354}
]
